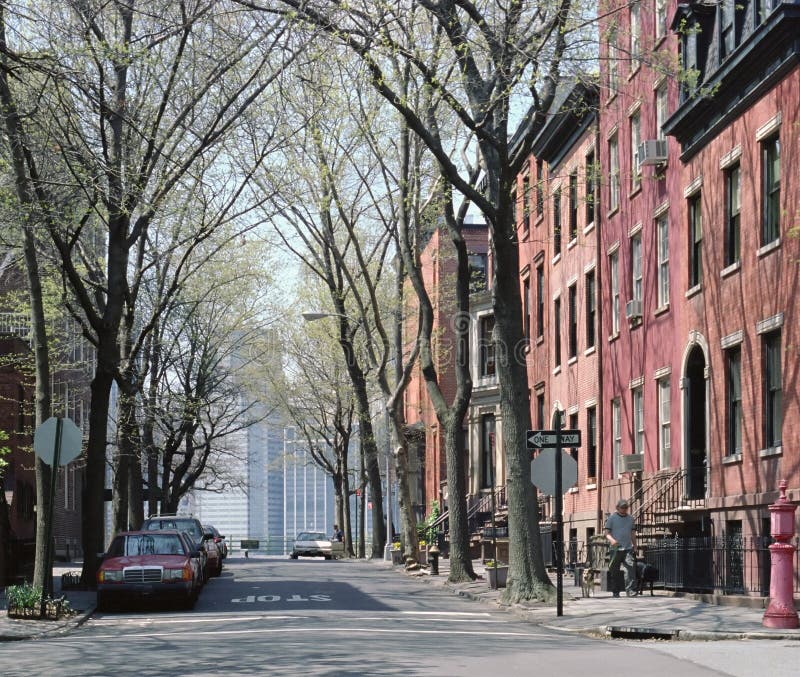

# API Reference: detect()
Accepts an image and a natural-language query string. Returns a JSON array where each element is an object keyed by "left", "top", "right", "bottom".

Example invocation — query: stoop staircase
[{"left": 630, "top": 468, "right": 706, "bottom": 547}]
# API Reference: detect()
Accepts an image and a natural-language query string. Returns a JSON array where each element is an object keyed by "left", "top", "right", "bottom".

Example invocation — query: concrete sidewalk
[
  {"left": 0, "top": 563, "right": 96, "bottom": 641},
  {"left": 400, "top": 558, "right": 800, "bottom": 641}
]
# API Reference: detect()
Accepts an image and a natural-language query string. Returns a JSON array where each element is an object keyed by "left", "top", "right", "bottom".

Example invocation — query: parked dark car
[
  {"left": 204, "top": 525, "right": 228, "bottom": 559},
  {"left": 141, "top": 515, "right": 211, "bottom": 581},
  {"left": 97, "top": 530, "right": 202, "bottom": 611}
]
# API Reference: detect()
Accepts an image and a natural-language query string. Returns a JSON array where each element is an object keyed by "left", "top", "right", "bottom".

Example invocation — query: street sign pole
[
  {"left": 554, "top": 415, "right": 563, "bottom": 617},
  {"left": 41, "top": 417, "right": 63, "bottom": 614}
]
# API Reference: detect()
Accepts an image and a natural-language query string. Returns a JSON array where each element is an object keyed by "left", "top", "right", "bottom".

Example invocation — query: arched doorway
[{"left": 684, "top": 345, "right": 707, "bottom": 500}]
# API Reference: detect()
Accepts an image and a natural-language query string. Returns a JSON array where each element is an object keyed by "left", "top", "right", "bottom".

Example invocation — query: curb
[
  {"left": 0, "top": 605, "right": 96, "bottom": 642},
  {"left": 406, "top": 567, "right": 800, "bottom": 643}
]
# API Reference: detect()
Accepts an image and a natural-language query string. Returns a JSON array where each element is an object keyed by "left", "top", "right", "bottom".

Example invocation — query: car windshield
[
  {"left": 145, "top": 519, "right": 203, "bottom": 541},
  {"left": 108, "top": 534, "right": 186, "bottom": 557},
  {"left": 297, "top": 532, "right": 327, "bottom": 541}
]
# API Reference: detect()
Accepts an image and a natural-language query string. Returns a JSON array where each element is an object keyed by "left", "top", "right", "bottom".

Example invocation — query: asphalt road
[{"left": 0, "top": 557, "right": 770, "bottom": 676}]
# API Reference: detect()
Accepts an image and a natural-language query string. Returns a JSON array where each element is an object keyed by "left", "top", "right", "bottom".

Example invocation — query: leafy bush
[
  {"left": 6, "top": 582, "right": 42, "bottom": 610},
  {"left": 416, "top": 500, "right": 440, "bottom": 545}
]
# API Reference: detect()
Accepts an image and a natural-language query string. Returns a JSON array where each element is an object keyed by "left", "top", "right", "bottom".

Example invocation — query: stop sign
[{"left": 530, "top": 448, "right": 578, "bottom": 495}]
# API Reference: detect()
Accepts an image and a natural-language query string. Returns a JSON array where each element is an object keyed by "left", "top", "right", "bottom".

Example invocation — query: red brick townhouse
[
  {"left": 515, "top": 81, "right": 603, "bottom": 562},
  {"left": 597, "top": 0, "right": 800, "bottom": 595},
  {"left": 403, "top": 219, "right": 489, "bottom": 520}
]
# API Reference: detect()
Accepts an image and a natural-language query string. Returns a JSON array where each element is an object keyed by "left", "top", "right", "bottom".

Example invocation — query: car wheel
[
  {"left": 324, "top": 555, "right": 332, "bottom": 560},
  {"left": 215, "top": 559, "right": 223, "bottom": 577},
  {"left": 290, "top": 553, "right": 299, "bottom": 559}
]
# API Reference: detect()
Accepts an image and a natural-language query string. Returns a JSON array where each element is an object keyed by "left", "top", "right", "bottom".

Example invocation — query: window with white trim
[
  {"left": 658, "top": 377, "right": 671, "bottom": 468},
  {"left": 612, "top": 398, "right": 622, "bottom": 474},
  {"left": 631, "top": 233, "right": 642, "bottom": 303},
  {"left": 609, "top": 134, "right": 619, "bottom": 212},
  {"left": 657, "top": 214, "right": 669, "bottom": 307},
  {"left": 610, "top": 250, "right": 620, "bottom": 335},
  {"left": 633, "top": 386, "right": 644, "bottom": 454}
]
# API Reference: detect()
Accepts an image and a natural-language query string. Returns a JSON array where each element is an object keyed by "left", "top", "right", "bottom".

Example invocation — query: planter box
[
  {"left": 7, "top": 600, "right": 63, "bottom": 621},
  {"left": 391, "top": 549, "right": 404, "bottom": 565},
  {"left": 487, "top": 565, "right": 509, "bottom": 589}
]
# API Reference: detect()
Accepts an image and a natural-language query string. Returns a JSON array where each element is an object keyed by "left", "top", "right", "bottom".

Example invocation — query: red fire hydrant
[{"left": 763, "top": 479, "right": 799, "bottom": 629}]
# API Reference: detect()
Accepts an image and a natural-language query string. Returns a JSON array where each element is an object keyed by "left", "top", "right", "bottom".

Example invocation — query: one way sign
[{"left": 527, "top": 429, "right": 581, "bottom": 449}]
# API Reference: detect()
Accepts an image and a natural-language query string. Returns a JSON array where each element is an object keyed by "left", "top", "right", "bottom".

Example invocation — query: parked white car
[{"left": 290, "top": 531, "right": 333, "bottom": 560}]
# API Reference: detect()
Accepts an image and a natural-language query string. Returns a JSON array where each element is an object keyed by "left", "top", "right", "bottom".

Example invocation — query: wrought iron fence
[
  {"left": 553, "top": 534, "right": 800, "bottom": 598},
  {"left": 643, "top": 535, "right": 800, "bottom": 596}
]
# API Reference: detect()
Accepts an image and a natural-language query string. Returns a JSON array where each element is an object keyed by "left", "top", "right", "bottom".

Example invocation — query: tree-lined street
[{"left": 0, "top": 558, "right": 754, "bottom": 676}]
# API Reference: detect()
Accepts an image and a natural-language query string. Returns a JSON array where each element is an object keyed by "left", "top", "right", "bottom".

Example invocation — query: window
[
  {"left": 727, "top": 347, "right": 742, "bottom": 456},
  {"left": 689, "top": 192, "right": 702, "bottom": 287},
  {"left": 568, "top": 284, "right": 577, "bottom": 359},
  {"left": 609, "top": 134, "right": 619, "bottom": 211},
  {"left": 656, "top": 83, "right": 667, "bottom": 142},
  {"left": 535, "top": 159, "right": 544, "bottom": 217},
  {"left": 479, "top": 315, "right": 496, "bottom": 377},
  {"left": 585, "top": 269, "right": 596, "bottom": 349},
  {"left": 725, "top": 163, "right": 741, "bottom": 265},
  {"left": 610, "top": 250, "right": 620, "bottom": 335},
  {"left": 657, "top": 214, "right": 669, "bottom": 307},
  {"left": 569, "top": 412, "right": 579, "bottom": 464},
  {"left": 633, "top": 386, "right": 644, "bottom": 454},
  {"left": 764, "top": 330, "right": 782, "bottom": 448},
  {"left": 554, "top": 297, "right": 561, "bottom": 368},
  {"left": 523, "top": 278, "right": 531, "bottom": 341},
  {"left": 569, "top": 172, "right": 578, "bottom": 241},
  {"left": 655, "top": 0, "right": 667, "bottom": 40},
  {"left": 585, "top": 150, "right": 596, "bottom": 226},
  {"left": 762, "top": 135, "right": 780, "bottom": 245},
  {"left": 658, "top": 378, "right": 671, "bottom": 469},
  {"left": 522, "top": 174, "right": 531, "bottom": 231},
  {"left": 612, "top": 398, "right": 622, "bottom": 474},
  {"left": 720, "top": 0, "right": 735, "bottom": 59},
  {"left": 630, "top": 1, "right": 641, "bottom": 66},
  {"left": 480, "top": 414, "right": 496, "bottom": 489},
  {"left": 631, "top": 111, "right": 641, "bottom": 191},
  {"left": 608, "top": 33, "right": 619, "bottom": 94},
  {"left": 469, "top": 253, "right": 488, "bottom": 293},
  {"left": 536, "top": 264, "right": 544, "bottom": 338},
  {"left": 586, "top": 406, "right": 597, "bottom": 480},
  {"left": 553, "top": 188, "right": 562, "bottom": 255},
  {"left": 536, "top": 393, "right": 545, "bottom": 429},
  {"left": 631, "top": 233, "right": 642, "bottom": 303}
]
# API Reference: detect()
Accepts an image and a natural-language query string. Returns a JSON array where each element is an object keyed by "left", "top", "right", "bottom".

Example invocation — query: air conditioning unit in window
[
  {"left": 625, "top": 299, "right": 643, "bottom": 320},
  {"left": 638, "top": 139, "right": 668, "bottom": 166},
  {"left": 620, "top": 454, "right": 644, "bottom": 473}
]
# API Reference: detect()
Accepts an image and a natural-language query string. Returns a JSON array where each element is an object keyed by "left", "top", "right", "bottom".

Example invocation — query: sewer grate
[{"left": 607, "top": 626, "right": 678, "bottom": 640}]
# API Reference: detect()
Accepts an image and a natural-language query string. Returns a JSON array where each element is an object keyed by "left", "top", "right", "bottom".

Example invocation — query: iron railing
[
  {"left": 0, "top": 312, "right": 30, "bottom": 338},
  {"left": 555, "top": 534, "right": 800, "bottom": 598}
]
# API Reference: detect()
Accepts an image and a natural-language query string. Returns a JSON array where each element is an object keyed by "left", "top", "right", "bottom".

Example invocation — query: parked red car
[
  {"left": 97, "top": 530, "right": 202, "bottom": 611},
  {"left": 204, "top": 525, "right": 228, "bottom": 560}
]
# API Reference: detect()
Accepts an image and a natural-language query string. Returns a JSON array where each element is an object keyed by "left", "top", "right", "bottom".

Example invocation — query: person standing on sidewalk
[{"left": 604, "top": 499, "right": 637, "bottom": 597}]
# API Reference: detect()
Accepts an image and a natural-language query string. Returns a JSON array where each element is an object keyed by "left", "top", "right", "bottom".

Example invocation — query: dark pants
[{"left": 608, "top": 547, "right": 635, "bottom": 594}]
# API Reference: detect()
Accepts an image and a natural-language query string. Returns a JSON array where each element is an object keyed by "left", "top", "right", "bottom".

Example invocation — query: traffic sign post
[
  {"left": 528, "top": 420, "right": 581, "bottom": 618},
  {"left": 33, "top": 417, "right": 83, "bottom": 608}
]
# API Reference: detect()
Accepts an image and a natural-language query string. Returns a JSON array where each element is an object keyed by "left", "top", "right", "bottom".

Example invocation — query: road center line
[
  {"left": 401, "top": 611, "right": 491, "bottom": 617},
  {"left": 86, "top": 627, "right": 552, "bottom": 640},
  {"left": 91, "top": 615, "right": 302, "bottom": 626}
]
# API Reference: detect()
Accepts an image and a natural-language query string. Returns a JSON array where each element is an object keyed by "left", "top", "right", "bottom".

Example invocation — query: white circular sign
[{"left": 33, "top": 416, "right": 83, "bottom": 466}]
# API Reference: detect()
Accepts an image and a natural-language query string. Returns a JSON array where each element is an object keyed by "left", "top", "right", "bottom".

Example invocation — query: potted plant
[
  {"left": 484, "top": 560, "right": 509, "bottom": 589},
  {"left": 391, "top": 541, "right": 404, "bottom": 565}
]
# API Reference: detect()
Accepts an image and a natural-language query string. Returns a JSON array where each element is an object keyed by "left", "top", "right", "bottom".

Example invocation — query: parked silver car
[{"left": 290, "top": 531, "right": 333, "bottom": 559}]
